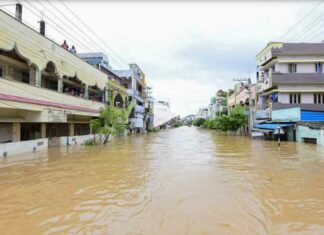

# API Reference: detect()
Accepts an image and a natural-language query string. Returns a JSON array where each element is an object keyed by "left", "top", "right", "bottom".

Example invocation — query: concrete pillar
[
  {"left": 58, "top": 78, "right": 63, "bottom": 92},
  {"left": 85, "top": 85, "right": 89, "bottom": 99},
  {"left": 35, "top": 70, "right": 42, "bottom": 87},
  {"left": 69, "top": 123, "right": 75, "bottom": 136},
  {"left": 15, "top": 4, "right": 22, "bottom": 22},
  {"left": 12, "top": 122, "right": 21, "bottom": 142},
  {"left": 41, "top": 123, "right": 46, "bottom": 138}
]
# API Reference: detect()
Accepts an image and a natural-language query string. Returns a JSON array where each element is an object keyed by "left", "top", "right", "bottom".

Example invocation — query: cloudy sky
[{"left": 1, "top": 1, "right": 321, "bottom": 116}]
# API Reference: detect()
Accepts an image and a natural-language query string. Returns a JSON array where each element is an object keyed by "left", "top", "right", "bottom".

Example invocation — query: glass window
[
  {"left": 288, "top": 63, "right": 297, "bottom": 73},
  {"left": 314, "top": 93, "right": 324, "bottom": 104},
  {"left": 315, "top": 63, "right": 322, "bottom": 73},
  {"left": 290, "top": 93, "right": 301, "bottom": 104}
]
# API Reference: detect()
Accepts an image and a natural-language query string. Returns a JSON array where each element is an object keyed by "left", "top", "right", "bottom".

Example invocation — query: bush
[
  {"left": 193, "top": 118, "right": 206, "bottom": 127},
  {"left": 174, "top": 120, "right": 183, "bottom": 128},
  {"left": 201, "top": 106, "right": 247, "bottom": 131},
  {"left": 84, "top": 138, "right": 97, "bottom": 146}
]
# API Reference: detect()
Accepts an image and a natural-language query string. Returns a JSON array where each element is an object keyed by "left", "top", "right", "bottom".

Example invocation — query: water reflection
[{"left": 0, "top": 127, "right": 323, "bottom": 234}]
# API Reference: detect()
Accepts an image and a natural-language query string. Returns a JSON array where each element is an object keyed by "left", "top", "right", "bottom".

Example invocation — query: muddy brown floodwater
[{"left": 0, "top": 127, "right": 324, "bottom": 235}]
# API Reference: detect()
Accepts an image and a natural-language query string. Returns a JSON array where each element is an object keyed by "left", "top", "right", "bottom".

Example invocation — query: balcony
[
  {"left": 255, "top": 109, "right": 270, "bottom": 120},
  {"left": 0, "top": 78, "right": 104, "bottom": 118},
  {"left": 272, "top": 73, "right": 324, "bottom": 85},
  {"left": 108, "top": 80, "right": 127, "bottom": 94}
]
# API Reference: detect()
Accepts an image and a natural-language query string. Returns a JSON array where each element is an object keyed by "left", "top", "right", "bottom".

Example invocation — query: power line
[
  {"left": 23, "top": 1, "right": 97, "bottom": 54},
  {"left": 41, "top": 0, "right": 127, "bottom": 69},
  {"left": 287, "top": 15, "right": 324, "bottom": 42},
  {"left": 58, "top": 0, "right": 129, "bottom": 68},
  {"left": 277, "top": 0, "right": 324, "bottom": 41}
]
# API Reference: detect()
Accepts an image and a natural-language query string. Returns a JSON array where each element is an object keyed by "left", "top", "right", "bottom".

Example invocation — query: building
[
  {"left": 196, "top": 107, "right": 209, "bottom": 120},
  {"left": 0, "top": 6, "right": 151, "bottom": 156},
  {"left": 254, "top": 42, "right": 324, "bottom": 145},
  {"left": 227, "top": 83, "right": 256, "bottom": 112},
  {"left": 215, "top": 89, "right": 228, "bottom": 115},
  {"left": 256, "top": 42, "right": 324, "bottom": 119},
  {"left": 78, "top": 52, "right": 133, "bottom": 115},
  {"left": 153, "top": 100, "right": 178, "bottom": 128},
  {"left": 113, "top": 64, "right": 148, "bottom": 133},
  {"left": 0, "top": 8, "right": 112, "bottom": 156}
]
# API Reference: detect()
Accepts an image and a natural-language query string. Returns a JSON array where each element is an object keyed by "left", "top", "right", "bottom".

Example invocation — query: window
[
  {"left": 289, "top": 94, "right": 301, "bottom": 104},
  {"left": 314, "top": 93, "right": 324, "bottom": 104},
  {"left": 21, "top": 71, "right": 30, "bottom": 84},
  {"left": 315, "top": 63, "right": 322, "bottom": 73},
  {"left": 288, "top": 63, "right": 297, "bottom": 73}
]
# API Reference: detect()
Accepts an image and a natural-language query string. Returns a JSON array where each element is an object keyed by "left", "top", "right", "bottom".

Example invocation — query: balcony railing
[{"left": 0, "top": 78, "right": 104, "bottom": 115}]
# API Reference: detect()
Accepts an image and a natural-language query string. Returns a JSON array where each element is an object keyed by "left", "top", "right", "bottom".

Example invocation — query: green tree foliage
[
  {"left": 202, "top": 106, "right": 247, "bottom": 131},
  {"left": 174, "top": 120, "right": 183, "bottom": 128},
  {"left": 90, "top": 107, "right": 128, "bottom": 144},
  {"left": 193, "top": 118, "right": 206, "bottom": 127}
]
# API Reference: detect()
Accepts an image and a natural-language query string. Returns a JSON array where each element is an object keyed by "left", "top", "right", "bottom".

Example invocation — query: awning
[
  {"left": 254, "top": 123, "right": 295, "bottom": 130},
  {"left": 252, "top": 128, "right": 272, "bottom": 133}
]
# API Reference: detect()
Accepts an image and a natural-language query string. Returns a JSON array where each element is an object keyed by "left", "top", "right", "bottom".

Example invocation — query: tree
[
  {"left": 193, "top": 118, "right": 206, "bottom": 127},
  {"left": 202, "top": 106, "right": 247, "bottom": 132},
  {"left": 90, "top": 106, "right": 127, "bottom": 144}
]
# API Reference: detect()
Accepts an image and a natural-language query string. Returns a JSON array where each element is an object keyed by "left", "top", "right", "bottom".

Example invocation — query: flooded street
[{"left": 0, "top": 127, "right": 324, "bottom": 235}]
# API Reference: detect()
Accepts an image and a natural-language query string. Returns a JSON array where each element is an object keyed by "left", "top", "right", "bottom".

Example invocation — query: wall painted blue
[
  {"left": 301, "top": 111, "right": 324, "bottom": 122},
  {"left": 272, "top": 108, "right": 301, "bottom": 122},
  {"left": 296, "top": 125, "right": 324, "bottom": 146}
]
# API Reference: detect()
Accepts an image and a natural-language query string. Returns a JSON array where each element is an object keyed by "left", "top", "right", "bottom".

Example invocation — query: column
[
  {"left": 41, "top": 123, "right": 46, "bottom": 138},
  {"left": 84, "top": 85, "right": 89, "bottom": 99},
  {"left": 57, "top": 78, "right": 63, "bottom": 93},
  {"left": 69, "top": 123, "right": 75, "bottom": 136},
  {"left": 35, "top": 70, "right": 42, "bottom": 87},
  {"left": 29, "top": 67, "right": 36, "bottom": 85},
  {"left": 12, "top": 122, "right": 21, "bottom": 142}
]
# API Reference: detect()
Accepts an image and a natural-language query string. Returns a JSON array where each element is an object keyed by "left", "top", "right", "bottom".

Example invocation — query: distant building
[
  {"left": 227, "top": 83, "right": 256, "bottom": 111},
  {"left": 196, "top": 107, "right": 209, "bottom": 120},
  {"left": 114, "top": 64, "right": 148, "bottom": 133}
]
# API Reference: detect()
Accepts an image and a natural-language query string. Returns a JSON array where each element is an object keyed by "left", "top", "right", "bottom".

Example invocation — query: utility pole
[{"left": 233, "top": 78, "right": 253, "bottom": 137}]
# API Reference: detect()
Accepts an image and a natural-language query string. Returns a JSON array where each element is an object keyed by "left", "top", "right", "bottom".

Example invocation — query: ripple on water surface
[{"left": 0, "top": 127, "right": 323, "bottom": 234}]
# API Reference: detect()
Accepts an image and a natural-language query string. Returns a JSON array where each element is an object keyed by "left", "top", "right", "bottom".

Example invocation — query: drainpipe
[{"left": 15, "top": 3, "right": 22, "bottom": 22}]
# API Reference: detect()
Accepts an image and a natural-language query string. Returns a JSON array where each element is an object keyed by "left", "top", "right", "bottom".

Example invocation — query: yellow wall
[{"left": 0, "top": 10, "right": 107, "bottom": 89}]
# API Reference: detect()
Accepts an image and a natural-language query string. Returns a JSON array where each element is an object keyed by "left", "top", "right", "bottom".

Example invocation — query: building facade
[
  {"left": 254, "top": 42, "right": 324, "bottom": 145},
  {"left": 113, "top": 64, "right": 148, "bottom": 133},
  {"left": 256, "top": 42, "right": 324, "bottom": 120},
  {"left": 0, "top": 7, "right": 151, "bottom": 156}
]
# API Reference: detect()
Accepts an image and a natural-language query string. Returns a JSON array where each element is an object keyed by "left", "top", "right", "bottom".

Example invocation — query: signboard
[{"left": 47, "top": 109, "right": 67, "bottom": 123}]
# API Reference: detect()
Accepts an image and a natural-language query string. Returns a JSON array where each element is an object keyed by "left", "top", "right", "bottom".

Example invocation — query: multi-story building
[
  {"left": 78, "top": 52, "right": 133, "bottom": 111},
  {"left": 196, "top": 107, "right": 209, "bottom": 120},
  {"left": 254, "top": 42, "right": 324, "bottom": 145},
  {"left": 0, "top": 6, "right": 150, "bottom": 155},
  {"left": 227, "top": 83, "right": 256, "bottom": 111},
  {"left": 256, "top": 42, "right": 324, "bottom": 119},
  {"left": 113, "top": 64, "right": 148, "bottom": 133},
  {"left": 0, "top": 8, "right": 111, "bottom": 156},
  {"left": 215, "top": 89, "right": 228, "bottom": 115}
]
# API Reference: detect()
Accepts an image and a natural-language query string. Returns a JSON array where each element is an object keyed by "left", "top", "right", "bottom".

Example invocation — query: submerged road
[{"left": 0, "top": 127, "right": 323, "bottom": 234}]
